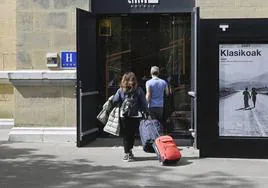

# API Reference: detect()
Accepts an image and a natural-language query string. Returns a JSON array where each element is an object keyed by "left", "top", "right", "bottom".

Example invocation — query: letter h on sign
[{"left": 61, "top": 52, "right": 77, "bottom": 68}]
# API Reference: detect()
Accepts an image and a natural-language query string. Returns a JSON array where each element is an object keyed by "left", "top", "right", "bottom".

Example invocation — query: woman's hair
[{"left": 120, "top": 72, "right": 137, "bottom": 92}]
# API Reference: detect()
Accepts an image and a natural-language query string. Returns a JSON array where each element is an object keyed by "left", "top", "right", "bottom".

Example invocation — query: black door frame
[
  {"left": 76, "top": 0, "right": 198, "bottom": 146},
  {"left": 76, "top": 9, "right": 99, "bottom": 147}
]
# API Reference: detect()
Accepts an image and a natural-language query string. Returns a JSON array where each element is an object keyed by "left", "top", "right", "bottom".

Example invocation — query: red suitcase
[{"left": 153, "top": 135, "right": 181, "bottom": 165}]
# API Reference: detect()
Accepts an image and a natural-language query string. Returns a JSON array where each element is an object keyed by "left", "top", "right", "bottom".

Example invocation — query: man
[
  {"left": 145, "top": 66, "right": 169, "bottom": 125},
  {"left": 243, "top": 87, "right": 251, "bottom": 109}
]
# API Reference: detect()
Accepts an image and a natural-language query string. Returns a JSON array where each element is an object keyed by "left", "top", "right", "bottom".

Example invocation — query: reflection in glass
[{"left": 98, "top": 15, "right": 191, "bottom": 136}]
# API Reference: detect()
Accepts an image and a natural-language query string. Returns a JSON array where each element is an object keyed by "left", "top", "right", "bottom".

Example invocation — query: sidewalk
[{"left": 1, "top": 129, "right": 268, "bottom": 188}]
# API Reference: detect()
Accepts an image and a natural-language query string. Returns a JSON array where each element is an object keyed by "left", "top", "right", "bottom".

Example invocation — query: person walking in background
[
  {"left": 112, "top": 72, "right": 148, "bottom": 162},
  {"left": 251, "top": 88, "right": 258, "bottom": 108},
  {"left": 146, "top": 66, "right": 169, "bottom": 132},
  {"left": 243, "top": 87, "right": 251, "bottom": 109}
]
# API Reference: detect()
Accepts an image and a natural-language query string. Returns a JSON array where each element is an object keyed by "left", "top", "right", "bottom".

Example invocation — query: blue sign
[{"left": 61, "top": 52, "right": 77, "bottom": 68}]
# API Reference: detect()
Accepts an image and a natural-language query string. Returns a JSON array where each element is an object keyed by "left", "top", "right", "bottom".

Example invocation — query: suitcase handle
[
  {"left": 143, "top": 119, "right": 161, "bottom": 138},
  {"left": 160, "top": 139, "right": 174, "bottom": 143},
  {"left": 157, "top": 136, "right": 173, "bottom": 142}
]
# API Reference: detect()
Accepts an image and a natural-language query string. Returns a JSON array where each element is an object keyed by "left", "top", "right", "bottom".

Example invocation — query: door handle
[{"left": 188, "top": 91, "right": 196, "bottom": 98}]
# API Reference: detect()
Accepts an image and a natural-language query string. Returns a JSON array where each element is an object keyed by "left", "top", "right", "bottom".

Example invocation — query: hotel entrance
[
  {"left": 76, "top": 0, "right": 197, "bottom": 146},
  {"left": 98, "top": 14, "right": 192, "bottom": 138}
]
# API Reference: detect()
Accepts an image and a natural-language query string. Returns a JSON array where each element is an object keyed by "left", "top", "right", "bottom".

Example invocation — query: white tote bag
[{"left": 103, "top": 106, "right": 120, "bottom": 136}]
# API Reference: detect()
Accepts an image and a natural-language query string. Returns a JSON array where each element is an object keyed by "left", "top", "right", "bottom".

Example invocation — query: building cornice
[{"left": 0, "top": 70, "right": 76, "bottom": 85}]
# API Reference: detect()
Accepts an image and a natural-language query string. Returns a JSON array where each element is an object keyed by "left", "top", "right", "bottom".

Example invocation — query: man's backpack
[{"left": 121, "top": 91, "right": 139, "bottom": 117}]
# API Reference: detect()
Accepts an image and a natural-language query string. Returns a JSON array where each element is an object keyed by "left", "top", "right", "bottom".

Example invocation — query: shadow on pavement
[
  {"left": 86, "top": 137, "right": 190, "bottom": 148},
  {"left": 0, "top": 143, "right": 256, "bottom": 188},
  {"left": 235, "top": 107, "right": 245, "bottom": 111},
  {"left": 132, "top": 156, "right": 158, "bottom": 162},
  {"left": 0, "top": 144, "right": 56, "bottom": 160}
]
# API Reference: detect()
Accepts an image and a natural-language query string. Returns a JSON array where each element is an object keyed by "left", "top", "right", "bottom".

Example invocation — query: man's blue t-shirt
[{"left": 146, "top": 77, "right": 167, "bottom": 108}]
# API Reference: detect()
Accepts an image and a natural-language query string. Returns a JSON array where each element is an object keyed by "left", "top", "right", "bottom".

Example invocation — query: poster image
[
  {"left": 99, "top": 19, "right": 112, "bottom": 36},
  {"left": 219, "top": 44, "right": 268, "bottom": 137}
]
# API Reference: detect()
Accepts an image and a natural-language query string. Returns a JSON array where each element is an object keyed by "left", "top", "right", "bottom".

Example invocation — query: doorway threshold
[{"left": 86, "top": 137, "right": 193, "bottom": 147}]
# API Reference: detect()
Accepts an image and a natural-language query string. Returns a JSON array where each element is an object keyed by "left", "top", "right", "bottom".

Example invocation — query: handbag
[
  {"left": 96, "top": 95, "right": 114, "bottom": 125},
  {"left": 96, "top": 108, "right": 108, "bottom": 125}
]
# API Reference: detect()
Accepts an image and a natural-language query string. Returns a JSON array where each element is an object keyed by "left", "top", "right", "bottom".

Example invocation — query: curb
[
  {"left": 8, "top": 127, "right": 76, "bottom": 143},
  {"left": 0, "top": 119, "right": 14, "bottom": 129}
]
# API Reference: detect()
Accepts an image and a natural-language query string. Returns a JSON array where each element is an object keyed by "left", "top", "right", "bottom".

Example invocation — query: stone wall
[
  {"left": 14, "top": 0, "right": 89, "bottom": 127},
  {"left": 0, "top": 0, "right": 16, "bottom": 119},
  {"left": 197, "top": 0, "right": 268, "bottom": 18},
  {"left": 0, "top": 85, "right": 14, "bottom": 118},
  {"left": 0, "top": 0, "right": 16, "bottom": 70},
  {"left": 17, "top": 0, "right": 89, "bottom": 69},
  {"left": 14, "top": 85, "right": 75, "bottom": 127}
]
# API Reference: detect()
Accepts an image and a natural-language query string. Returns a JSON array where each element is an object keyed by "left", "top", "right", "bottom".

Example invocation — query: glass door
[
  {"left": 158, "top": 15, "right": 192, "bottom": 137},
  {"left": 97, "top": 14, "right": 192, "bottom": 137},
  {"left": 97, "top": 16, "right": 131, "bottom": 102}
]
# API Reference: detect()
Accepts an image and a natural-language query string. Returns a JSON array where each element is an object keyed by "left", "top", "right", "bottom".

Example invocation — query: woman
[{"left": 112, "top": 72, "right": 148, "bottom": 162}]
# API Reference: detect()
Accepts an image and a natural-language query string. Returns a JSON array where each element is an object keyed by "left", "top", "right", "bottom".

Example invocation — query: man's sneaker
[{"left": 123, "top": 153, "right": 130, "bottom": 162}]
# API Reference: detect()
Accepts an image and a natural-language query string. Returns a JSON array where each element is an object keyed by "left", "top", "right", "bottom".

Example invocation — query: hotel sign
[
  {"left": 61, "top": 52, "right": 77, "bottom": 68},
  {"left": 128, "top": 0, "right": 159, "bottom": 7}
]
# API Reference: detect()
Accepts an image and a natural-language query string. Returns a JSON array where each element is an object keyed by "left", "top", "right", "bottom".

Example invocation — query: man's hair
[{"left": 150, "top": 66, "right": 159, "bottom": 76}]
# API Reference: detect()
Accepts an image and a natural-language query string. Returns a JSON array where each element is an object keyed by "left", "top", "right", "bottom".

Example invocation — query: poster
[
  {"left": 99, "top": 19, "right": 112, "bottom": 36},
  {"left": 219, "top": 44, "right": 268, "bottom": 137}
]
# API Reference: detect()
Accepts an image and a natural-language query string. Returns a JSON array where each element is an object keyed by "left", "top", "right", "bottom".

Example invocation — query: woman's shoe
[
  {"left": 123, "top": 153, "right": 130, "bottom": 162},
  {"left": 129, "top": 150, "right": 134, "bottom": 160}
]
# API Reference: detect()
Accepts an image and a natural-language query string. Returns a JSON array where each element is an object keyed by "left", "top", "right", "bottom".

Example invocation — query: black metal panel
[
  {"left": 77, "top": 10, "right": 97, "bottom": 92},
  {"left": 190, "top": 7, "right": 199, "bottom": 149},
  {"left": 76, "top": 8, "right": 99, "bottom": 147},
  {"left": 199, "top": 18, "right": 268, "bottom": 158},
  {"left": 92, "top": 0, "right": 195, "bottom": 14}
]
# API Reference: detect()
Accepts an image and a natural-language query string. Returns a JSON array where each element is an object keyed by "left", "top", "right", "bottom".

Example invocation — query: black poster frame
[{"left": 199, "top": 18, "right": 268, "bottom": 158}]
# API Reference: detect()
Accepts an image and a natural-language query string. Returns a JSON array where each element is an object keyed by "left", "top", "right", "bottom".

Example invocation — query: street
[{"left": 220, "top": 92, "right": 268, "bottom": 137}]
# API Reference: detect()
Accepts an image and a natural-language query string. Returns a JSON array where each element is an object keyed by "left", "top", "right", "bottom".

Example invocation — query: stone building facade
[
  {"left": 0, "top": 0, "right": 16, "bottom": 122},
  {"left": 197, "top": 0, "right": 268, "bottom": 18},
  {"left": 1, "top": 0, "right": 268, "bottom": 142},
  {"left": 0, "top": 0, "right": 89, "bottom": 141}
]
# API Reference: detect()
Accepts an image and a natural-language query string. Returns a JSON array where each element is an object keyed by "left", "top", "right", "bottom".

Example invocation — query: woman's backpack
[{"left": 121, "top": 91, "right": 139, "bottom": 117}]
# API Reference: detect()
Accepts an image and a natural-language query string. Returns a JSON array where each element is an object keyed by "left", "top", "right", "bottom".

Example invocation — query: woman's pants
[{"left": 121, "top": 117, "right": 139, "bottom": 153}]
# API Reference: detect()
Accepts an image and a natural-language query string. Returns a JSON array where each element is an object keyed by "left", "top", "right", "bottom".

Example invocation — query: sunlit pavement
[{"left": 1, "top": 129, "right": 268, "bottom": 188}]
